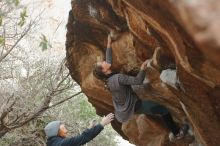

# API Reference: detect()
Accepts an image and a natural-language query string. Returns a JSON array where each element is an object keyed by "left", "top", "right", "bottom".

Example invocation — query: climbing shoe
[
  {"left": 168, "top": 132, "right": 176, "bottom": 142},
  {"left": 169, "top": 123, "right": 189, "bottom": 142},
  {"left": 178, "top": 123, "right": 189, "bottom": 139}
]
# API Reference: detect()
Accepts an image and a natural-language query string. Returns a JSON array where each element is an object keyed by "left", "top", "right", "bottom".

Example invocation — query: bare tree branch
[
  {"left": 0, "top": 23, "right": 32, "bottom": 63},
  {"left": 49, "top": 91, "right": 82, "bottom": 109}
]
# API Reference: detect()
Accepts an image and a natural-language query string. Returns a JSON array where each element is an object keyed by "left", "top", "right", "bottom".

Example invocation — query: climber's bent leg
[
  {"left": 150, "top": 104, "right": 180, "bottom": 135},
  {"left": 162, "top": 113, "right": 180, "bottom": 135},
  {"left": 135, "top": 100, "right": 180, "bottom": 135}
]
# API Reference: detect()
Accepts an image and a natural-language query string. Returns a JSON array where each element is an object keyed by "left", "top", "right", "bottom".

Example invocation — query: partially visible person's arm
[
  {"left": 118, "top": 59, "right": 151, "bottom": 85},
  {"left": 60, "top": 113, "right": 114, "bottom": 146},
  {"left": 106, "top": 35, "right": 112, "bottom": 64},
  {"left": 60, "top": 124, "right": 103, "bottom": 146}
]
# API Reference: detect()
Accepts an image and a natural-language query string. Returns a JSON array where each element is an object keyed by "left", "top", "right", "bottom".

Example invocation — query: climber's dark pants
[{"left": 135, "top": 100, "right": 180, "bottom": 135}]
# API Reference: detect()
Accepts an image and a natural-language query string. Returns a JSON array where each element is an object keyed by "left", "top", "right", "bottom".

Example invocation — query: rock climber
[
  {"left": 93, "top": 33, "right": 188, "bottom": 142},
  {"left": 44, "top": 113, "right": 114, "bottom": 146}
]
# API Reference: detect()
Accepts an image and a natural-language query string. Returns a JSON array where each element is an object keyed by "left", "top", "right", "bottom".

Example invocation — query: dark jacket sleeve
[
  {"left": 60, "top": 124, "right": 104, "bottom": 146},
  {"left": 106, "top": 48, "right": 112, "bottom": 64},
  {"left": 118, "top": 70, "right": 146, "bottom": 85}
]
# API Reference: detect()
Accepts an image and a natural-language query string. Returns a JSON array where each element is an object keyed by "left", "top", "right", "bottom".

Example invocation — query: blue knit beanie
[{"left": 44, "top": 121, "right": 61, "bottom": 138}]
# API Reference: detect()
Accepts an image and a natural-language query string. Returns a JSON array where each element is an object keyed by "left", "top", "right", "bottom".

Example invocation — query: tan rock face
[{"left": 66, "top": 0, "right": 220, "bottom": 146}]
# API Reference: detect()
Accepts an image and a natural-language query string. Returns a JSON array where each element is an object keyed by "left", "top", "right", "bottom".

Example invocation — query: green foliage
[
  {"left": 0, "top": 15, "right": 3, "bottom": 26},
  {"left": 0, "top": 37, "right": 5, "bottom": 45},
  {"left": 39, "top": 34, "right": 52, "bottom": 51},
  {"left": 78, "top": 97, "right": 96, "bottom": 119},
  {"left": 6, "top": 0, "right": 20, "bottom": 6},
  {"left": 13, "top": 0, "right": 20, "bottom": 6},
  {"left": 18, "top": 8, "right": 28, "bottom": 27}
]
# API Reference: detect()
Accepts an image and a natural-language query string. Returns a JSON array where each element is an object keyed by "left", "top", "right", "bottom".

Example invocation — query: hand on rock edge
[{"left": 141, "top": 59, "right": 152, "bottom": 70}]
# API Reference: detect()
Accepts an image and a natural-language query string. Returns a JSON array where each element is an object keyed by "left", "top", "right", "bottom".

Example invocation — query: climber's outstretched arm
[{"left": 106, "top": 35, "right": 112, "bottom": 65}]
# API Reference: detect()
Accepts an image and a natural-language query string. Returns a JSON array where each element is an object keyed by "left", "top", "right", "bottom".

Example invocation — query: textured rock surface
[{"left": 66, "top": 0, "right": 220, "bottom": 146}]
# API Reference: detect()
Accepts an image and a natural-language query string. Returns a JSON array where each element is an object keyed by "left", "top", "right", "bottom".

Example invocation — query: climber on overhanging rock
[
  {"left": 93, "top": 32, "right": 189, "bottom": 142},
  {"left": 44, "top": 113, "right": 114, "bottom": 146}
]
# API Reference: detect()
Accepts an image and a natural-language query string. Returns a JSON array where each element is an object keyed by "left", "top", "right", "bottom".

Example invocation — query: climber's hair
[{"left": 93, "top": 63, "right": 108, "bottom": 81}]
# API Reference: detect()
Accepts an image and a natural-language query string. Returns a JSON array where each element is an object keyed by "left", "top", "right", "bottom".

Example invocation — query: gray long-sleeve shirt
[{"left": 105, "top": 48, "right": 146, "bottom": 122}]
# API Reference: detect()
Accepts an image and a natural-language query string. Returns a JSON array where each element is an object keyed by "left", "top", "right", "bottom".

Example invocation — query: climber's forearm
[
  {"left": 107, "top": 41, "right": 111, "bottom": 49},
  {"left": 106, "top": 47, "right": 112, "bottom": 64},
  {"left": 107, "top": 34, "right": 112, "bottom": 48},
  {"left": 106, "top": 35, "right": 112, "bottom": 64}
]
